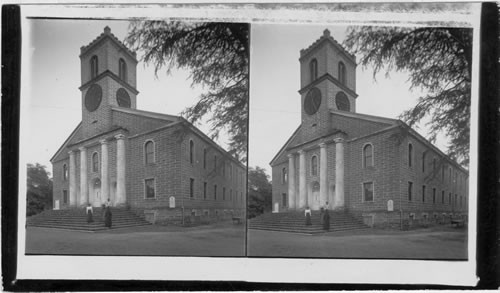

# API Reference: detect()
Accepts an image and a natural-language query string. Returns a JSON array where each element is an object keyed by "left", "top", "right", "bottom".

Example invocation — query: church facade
[
  {"left": 270, "top": 30, "right": 468, "bottom": 227},
  {"left": 51, "top": 27, "right": 246, "bottom": 223}
]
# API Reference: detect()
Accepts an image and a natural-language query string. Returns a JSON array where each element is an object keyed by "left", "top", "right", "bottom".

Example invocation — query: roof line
[
  {"left": 330, "top": 109, "right": 399, "bottom": 125},
  {"left": 111, "top": 107, "right": 180, "bottom": 122},
  {"left": 269, "top": 125, "right": 301, "bottom": 166},
  {"left": 50, "top": 122, "right": 82, "bottom": 162}
]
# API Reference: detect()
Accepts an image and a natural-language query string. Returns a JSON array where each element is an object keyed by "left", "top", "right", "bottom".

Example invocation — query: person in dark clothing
[
  {"left": 104, "top": 206, "right": 112, "bottom": 228},
  {"left": 86, "top": 204, "right": 93, "bottom": 223},
  {"left": 305, "top": 206, "right": 312, "bottom": 226},
  {"left": 323, "top": 208, "right": 330, "bottom": 231}
]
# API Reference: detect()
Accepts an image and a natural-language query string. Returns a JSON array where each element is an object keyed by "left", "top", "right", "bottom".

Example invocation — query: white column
[
  {"left": 100, "top": 139, "right": 109, "bottom": 205},
  {"left": 115, "top": 134, "right": 126, "bottom": 206},
  {"left": 68, "top": 150, "right": 77, "bottom": 207},
  {"left": 79, "top": 146, "right": 88, "bottom": 206},
  {"left": 287, "top": 153, "right": 296, "bottom": 209},
  {"left": 334, "top": 137, "right": 345, "bottom": 208},
  {"left": 319, "top": 143, "right": 328, "bottom": 206},
  {"left": 298, "top": 150, "right": 307, "bottom": 209}
]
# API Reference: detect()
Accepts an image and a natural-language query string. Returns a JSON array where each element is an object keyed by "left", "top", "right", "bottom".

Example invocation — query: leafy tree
[
  {"left": 125, "top": 21, "right": 249, "bottom": 161},
  {"left": 344, "top": 27, "right": 472, "bottom": 166},
  {"left": 247, "top": 166, "right": 272, "bottom": 218},
  {"left": 27, "top": 163, "right": 53, "bottom": 216}
]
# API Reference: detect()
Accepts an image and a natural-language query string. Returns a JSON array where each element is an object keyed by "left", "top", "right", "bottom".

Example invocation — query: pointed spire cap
[
  {"left": 323, "top": 29, "right": 331, "bottom": 37},
  {"left": 104, "top": 26, "right": 111, "bottom": 34}
]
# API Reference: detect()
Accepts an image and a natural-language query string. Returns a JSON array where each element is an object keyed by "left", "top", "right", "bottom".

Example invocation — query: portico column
[
  {"left": 115, "top": 134, "right": 126, "bottom": 206},
  {"left": 287, "top": 153, "right": 296, "bottom": 209},
  {"left": 334, "top": 138, "right": 345, "bottom": 208},
  {"left": 100, "top": 139, "right": 109, "bottom": 205},
  {"left": 319, "top": 143, "right": 328, "bottom": 207},
  {"left": 79, "top": 146, "right": 88, "bottom": 206},
  {"left": 298, "top": 150, "right": 306, "bottom": 209},
  {"left": 68, "top": 150, "right": 77, "bottom": 207}
]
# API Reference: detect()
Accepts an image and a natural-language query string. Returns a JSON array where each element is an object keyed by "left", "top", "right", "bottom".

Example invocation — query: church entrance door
[
  {"left": 309, "top": 181, "right": 320, "bottom": 210},
  {"left": 91, "top": 178, "right": 102, "bottom": 207}
]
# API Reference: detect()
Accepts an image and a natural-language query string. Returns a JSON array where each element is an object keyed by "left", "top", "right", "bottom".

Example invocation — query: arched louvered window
[
  {"left": 309, "top": 58, "right": 318, "bottom": 82},
  {"left": 90, "top": 55, "right": 98, "bottom": 79},
  {"left": 119, "top": 58, "right": 127, "bottom": 81},
  {"left": 338, "top": 61, "right": 346, "bottom": 85}
]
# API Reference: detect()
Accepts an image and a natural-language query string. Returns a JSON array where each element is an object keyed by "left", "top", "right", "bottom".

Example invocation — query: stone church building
[
  {"left": 270, "top": 30, "right": 468, "bottom": 226},
  {"left": 51, "top": 27, "right": 246, "bottom": 223}
]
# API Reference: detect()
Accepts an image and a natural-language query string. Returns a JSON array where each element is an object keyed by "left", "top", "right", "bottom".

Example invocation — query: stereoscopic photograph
[
  {"left": 24, "top": 18, "right": 248, "bottom": 256},
  {"left": 14, "top": 2, "right": 480, "bottom": 286}
]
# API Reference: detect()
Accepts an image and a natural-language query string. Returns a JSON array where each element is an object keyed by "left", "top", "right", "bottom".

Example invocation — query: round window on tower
[
  {"left": 335, "top": 91, "right": 350, "bottom": 112},
  {"left": 84, "top": 84, "right": 103, "bottom": 112},
  {"left": 116, "top": 88, "right": 131, "bottom": 108},
  {"left": 304, "top": 87, "right": 322, "bottom": 115}
]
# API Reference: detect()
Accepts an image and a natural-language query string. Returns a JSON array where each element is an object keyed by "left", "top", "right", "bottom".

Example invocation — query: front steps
[
  {"left": 26, "top": 207, "right": 151, "bottom": 232},
  {"left": 248, "top": 210, "right": 369, "bottom": 234}
]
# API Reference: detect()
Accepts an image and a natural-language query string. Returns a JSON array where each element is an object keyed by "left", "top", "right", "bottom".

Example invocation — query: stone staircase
[
  {"left": 248, "top": 210, "right": 369, "bottom": 234},
  {"left": 26, "top": 207, "right": 151, "bottom": 232}
]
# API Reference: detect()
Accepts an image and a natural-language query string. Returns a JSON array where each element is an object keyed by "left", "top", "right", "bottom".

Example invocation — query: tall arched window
[
  {"left": 63, "top": 164, "right": 68, "bottom": 181},
  {"left": 338, "top": 61, "right": 346, "bottom": 85},
  {"left": 189, "top": 140, "right": 194, "bottom": 164},
  {"left": 144, "top": 140, "right": 155, "bottom": 164},
  {"left": 90, "top": 55, "right": 98, "bottom": 79},
  {"left": 309, "top": 58, "right": 318, "bottom": 82},
  {"left": 92, "top": 152, "right": 99, "bottom": 172},
  {"left": 363, "top": 144, "right": 373, "bottom": 168},
  {"left": 119, "top": 58, "right": 127, "bottom": 81},
  {"left": 408, "top": 143, "right": 413, "bottom": 167},
  {"left": 311, "top": 155, "right": 318, "bottom": 176},
  {"left": 422, "top": 152, "right": 426, "bottom": 172},
  {"left": 282, "top": 167, "right": 287, "bottom": 184}
]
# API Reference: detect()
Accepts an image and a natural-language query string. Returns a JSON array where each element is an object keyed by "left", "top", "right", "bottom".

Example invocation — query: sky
[{"left": 23, "top": 19, "right": 449, "bottom": 178}]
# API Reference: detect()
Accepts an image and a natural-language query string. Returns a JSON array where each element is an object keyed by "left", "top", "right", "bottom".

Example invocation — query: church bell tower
[
  {"left": 79, "top": 26, "right": 139, "bottom": 137},
  {"left": 298, "top": 29, "right": 358, "bottom": 142}
]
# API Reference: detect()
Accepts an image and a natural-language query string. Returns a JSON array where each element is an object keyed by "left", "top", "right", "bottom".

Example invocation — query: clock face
[
  {"left": 116, "top": 88, "right": 131, "bottom": 108},
  {"left": 304, "top": 87, "right": 322, "bottom": 115},
  {"left": 335, "top": 91, "right": 350, "bottom": 112},
  {"left": 84, "top": 84, "right": 102, "bottom": 112}
]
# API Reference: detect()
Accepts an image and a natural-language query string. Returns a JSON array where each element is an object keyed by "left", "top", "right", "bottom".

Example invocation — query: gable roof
[
  {"left": 269, "top": 125, "right": 301, "bottom": 166},
  {"left": 330, "top": 109, "right": 399, "bottom": 126},
  {"left": 50, "top": 122, "right": 82, "bottom": 163}
]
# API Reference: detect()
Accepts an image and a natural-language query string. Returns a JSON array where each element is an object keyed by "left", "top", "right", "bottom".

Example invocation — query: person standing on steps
[
  {"left": 304, "top": 206, "right": 312, "bottom": 226},
  {"left": 86, "top": 203, "right": 94, "bottom": 224},
  {"left": 323, "top": 208, "right": 330, "bottom": 231},
  {"left": 105, "top": 198, "right": 111, "bottom": 208},
  {"left": 104, "top": 205, "right": 112, "bottom": 228}
]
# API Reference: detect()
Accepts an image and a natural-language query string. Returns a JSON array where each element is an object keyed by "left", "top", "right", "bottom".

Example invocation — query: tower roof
[
  {"left": 80, "top": 26, "right": 137, "bottom": 60},
  {"left": 300, "top": 29, "right": 356, "bottom": 62}
]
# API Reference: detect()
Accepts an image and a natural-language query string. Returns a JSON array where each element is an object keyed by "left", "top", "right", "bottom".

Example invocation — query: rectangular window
[
  {"left": 422, "top": 185, "right": 426, "bottom": 202},
  {"left": 442, "top": 190, "right": 445, "bottom": 203},
  {"left": 449, "top": 193, "right": 452, "bottom": 205},
  {"left": 449, "top": 167, "right": 452, "bottom": 183},
  {"left": 282, "top": 193, "right": 287, "bottom": 207},
  {"left": 230, "top": 189, "right": 233, "bottom": 201},
  {"left": 422, "top": 153, "right": 426, "bottom": 172},
  {"left": 145, "top": 178, "right": 156, "bottom": 199},
  {"left": 223, "top": 187, "right": 226, "bottom": 200},
  {"left": 214, "top": 155, "right": 217, "bottom": 172},
  {"left": 190, "top": 178, "right": 194, "bottom": 198},
  {"left": 442, "top": 166, "right": 445, "bottom": 181},
  {"left": 214, "top": 185, "right": 217, "bottom": 200},
  {"left": 363, "top": 182, "right": 374, "bottom": 202},
  {"left": 63, "top": 190, "right": 68, "bottom": 204},
  {"left": 455, "top": 194, "right": 458, "bottom": 206},
  {"left": 408, "top": 182, "right": 413, "bottom": 201},
  {"left": 433, "top": 188, "right": 436, "bottom": 204},
  {"left": 203, "top": 182, "right": 207, "bottom": 199}
]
